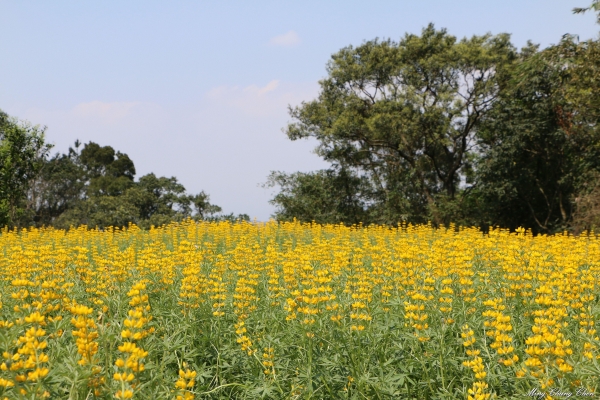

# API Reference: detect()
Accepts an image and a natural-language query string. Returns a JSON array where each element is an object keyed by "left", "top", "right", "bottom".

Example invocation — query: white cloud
[
  {"left": 255, "top": 80, "right": 279, "bottom": 95},
  {"left": 268, "top": 30, "right": 301, "bottom": 47},
  {"left": 205, "top": 80, "right": 315, "bottom": 118}
]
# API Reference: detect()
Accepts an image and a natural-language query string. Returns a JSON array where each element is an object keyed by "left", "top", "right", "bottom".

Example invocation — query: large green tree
[
  {"left": 277, "top": 25, "right": 516, "bottom": 225},
  {"left": 0, "top": 110, "right": 52, "bottom": 227},
  {"left": 476, "top": 36, "right": 600, "bottom": 233}
]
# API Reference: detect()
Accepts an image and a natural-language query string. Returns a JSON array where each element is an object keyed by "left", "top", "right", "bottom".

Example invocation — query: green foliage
[
  {"left": 573, "top": 0, "right": 600, "bottom": 24},
  {"left": 29, "top": 144, "right": 89, "bottom": 227},
  {"left": 476, "top": 37, "right": 600, "bottom": 233},
  {"left": 266, "top": 169, "right": 370, "bottom": 225},
  {"left": 0, "top": 110, "right": 52, "bottom": 227},
  {"left": 282, "top": 25, "right": 516, "bottom": 226},
  {"left": 45, "top": 142, "right": 228, "bottom": 230},
  {"left": 79, "top": 141, "right": 136, "bottom": 197},
  {"left": 271, "top": 21, "right": 600, "bottom": 234},
  {"left": 0, "top": 120, "right": 235, "bottom": 229}
]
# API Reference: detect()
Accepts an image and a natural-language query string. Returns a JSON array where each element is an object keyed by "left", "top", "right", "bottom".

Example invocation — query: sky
[{"left": 1, "top": 1, "right": 598, "bottom": 221}]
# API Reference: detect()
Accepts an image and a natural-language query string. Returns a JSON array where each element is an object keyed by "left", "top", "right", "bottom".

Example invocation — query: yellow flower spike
[
  {"left": 115, "top": 389, "right": 134, "bottom": 399},
  {"left": 0, "top": 378, "right": 15, "bottom": 387},
  {"left": 24, "top": 312, "right": 45, "bottom": 324}
]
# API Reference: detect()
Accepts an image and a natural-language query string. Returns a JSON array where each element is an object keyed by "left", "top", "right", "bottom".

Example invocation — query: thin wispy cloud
[
  {"left": 72, "top": 101, "right": 140, "bottom": 123},
  {"left": 205, "top": 80, "right": 316, "bottom": 118},
  {"left": 268, "top": 30, "right": 301, "bottom": 47},
  {"left": 244, "top": 80, "right": 279, "bottom": 96}
]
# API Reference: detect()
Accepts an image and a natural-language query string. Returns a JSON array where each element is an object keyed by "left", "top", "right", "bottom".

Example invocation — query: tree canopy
[
  {"left": 0, "top": 119, "right": 247, "bottom": 230},
  {"left": 574, "top": 0, "right": 600, "bottom": 24},
  {"left": 283, "top": 25, "right": 516, "bottom": 226},
  {"left": 270, "top": 22, "right": 600, "bottom": 234},
  {"left": 0, "top": 112, "right": 51, "bottom": 227}
]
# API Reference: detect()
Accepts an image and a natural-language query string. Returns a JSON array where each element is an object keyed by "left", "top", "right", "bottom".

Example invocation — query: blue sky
[{"left": 1, "top": 1, "right": 598, "bottom": 220}]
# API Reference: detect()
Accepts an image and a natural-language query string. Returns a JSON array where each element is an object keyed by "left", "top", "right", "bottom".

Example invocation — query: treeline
[
  {"left": 0, "top": 110, "right": 248, "bottom": 229},
  {"left": 267, "top": 18, "right": 600, "bottom": 234}
]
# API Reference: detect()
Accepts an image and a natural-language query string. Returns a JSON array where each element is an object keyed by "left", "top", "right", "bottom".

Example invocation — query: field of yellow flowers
[{"left": 0, "top": 220, "right": 598, "bottom": 399}]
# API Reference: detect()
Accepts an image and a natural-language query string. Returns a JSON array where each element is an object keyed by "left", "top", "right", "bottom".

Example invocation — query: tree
[
  {"left": 553, "top": 36, "right": 600, "bottom": 232},
  {"left": 0, "top": 110, "right": 52, "bottom": 227},
  {"left": 574, "top": 0, "right": 600, "bottom": 24},
  {"left": 281, "top": 25, "right": 516, "bottom": 225},
  {"left": 476, "top": 37, "right": 600, "bottom": 233},
  {"left": 27, "top": 144, "right": 86, "bottom": 226},
  {"left": 266, "top": 169, "right": 370, "bottom": 224},
  {"left": 189, "top": 191, "right": 224, "bottom": 220},
  {"left": 78, "top": 141, "right": 136, "bottom": 197}
]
